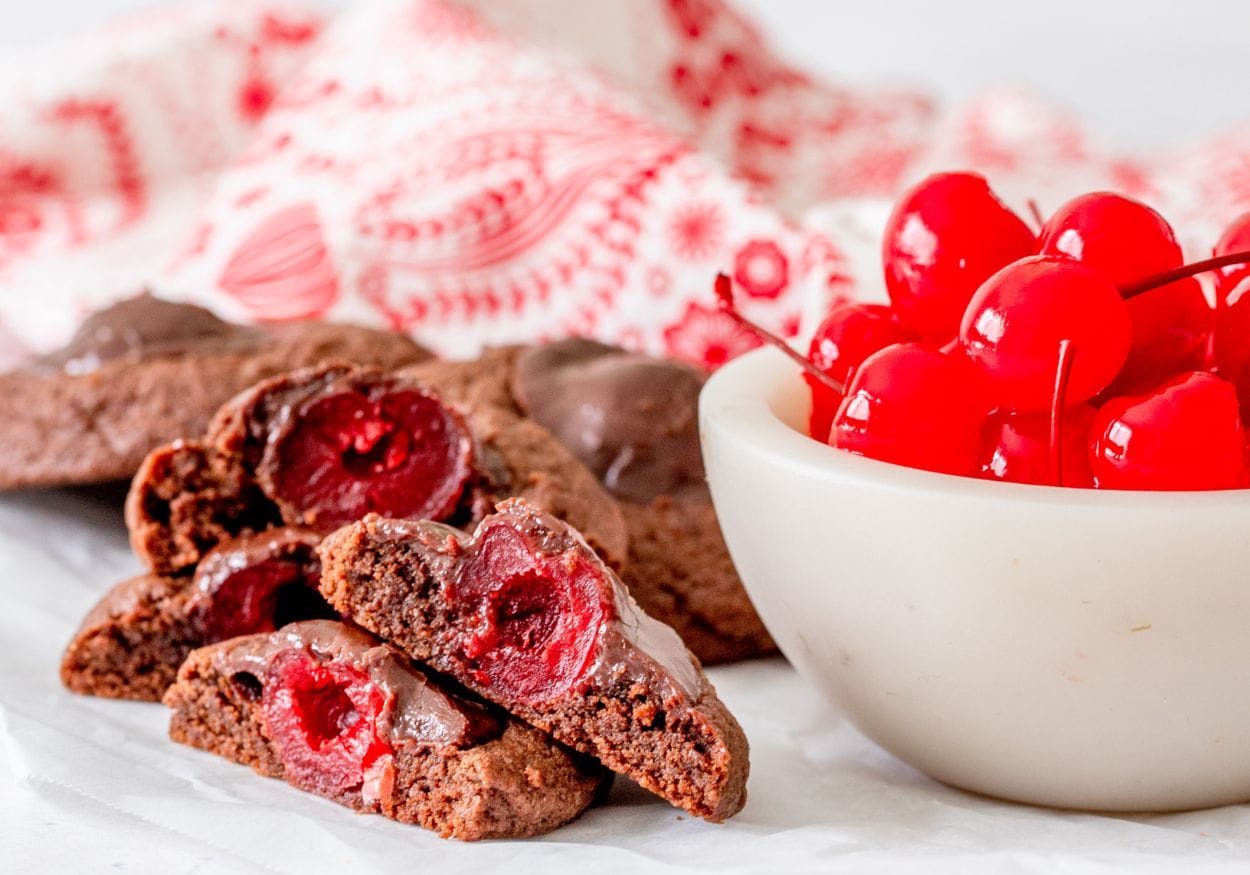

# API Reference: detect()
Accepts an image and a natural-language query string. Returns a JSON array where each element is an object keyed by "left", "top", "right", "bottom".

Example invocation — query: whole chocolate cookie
[
  {"left": 0, "top": 293, "right": 431, "bottom": 491},
  {"left": 402, "top": 340, "right": 776, "bottom": 664}
]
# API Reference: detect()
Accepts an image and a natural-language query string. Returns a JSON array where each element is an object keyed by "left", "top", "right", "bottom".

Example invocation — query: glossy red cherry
[
  {"left": 882, "top": 172, "right": 1035, "bottom": 342},
  {"left": 979, "top": 404, "right": 1095, "bottom": 487},
  {"left": 960, "top": 256, "right": 1131, "bottom": 410},
  {"left": 1212, "top": 213, "right": 1250, "bottom": 409},
  {"left": 1106, "top": 277, "right": 1211, "bottom": 395},
  {"left": 1090, "top": 371, "right": 1246, "bottom": 490},
  {"left": 263, "top": 649, "right": 392, "bottom": 797},
  {"left": 1038, "top": 192, "right": 1183, "bottom": 289},
  {"left": 830, "top": 343, "right": 989, "bottom": 476},
  {"left": 271, "top": 387, "right": 473, "bottom": 529},
  {"left": 804, "top": 303, "right": 919, "bottom": 440},
  {"left": 191, "top": 530, "right": 333, "bottom": 643},
  {"left": 456, "top": 521, "right": 608, "bottom": 705},
  {"left": 1213, "top": 212, "right": 1250, "bottom": 303}
]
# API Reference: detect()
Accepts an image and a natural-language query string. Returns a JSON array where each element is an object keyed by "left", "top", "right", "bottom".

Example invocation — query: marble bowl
[{"left": 700, "top": 346, "right": 1250, "bottom": 811}]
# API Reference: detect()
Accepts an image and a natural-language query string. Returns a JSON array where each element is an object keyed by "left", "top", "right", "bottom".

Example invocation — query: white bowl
[{"left": 700, "top": 346, "right": 1250, "bottom": 812}]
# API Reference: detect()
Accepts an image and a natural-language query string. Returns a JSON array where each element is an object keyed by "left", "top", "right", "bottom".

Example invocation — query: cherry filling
[
  {"left": 454, "top": 524, "right": 609, "bottom": 705},
  {"left": 270, "top": 387, "right": 472, "bottom": 529},
  {"left": 262, "top": 648, "right": 393, "bottom": 798},
  {"left": 195, "top": 557, "right": 335, "bottom": 643}
]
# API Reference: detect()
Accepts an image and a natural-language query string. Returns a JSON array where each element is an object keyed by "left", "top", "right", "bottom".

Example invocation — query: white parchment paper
[{"left": 3, "top": 488, "right": 1250, "bottom": 874}]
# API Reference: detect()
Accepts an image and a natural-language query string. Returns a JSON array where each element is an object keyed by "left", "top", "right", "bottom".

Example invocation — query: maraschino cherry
[
  {"left": 804, "top": 303, "right": 918, "bottom": 440},
  {"left": 1214, "top": 212, "right": 1250, "bottom": 298},
  {"left": 882, "top": 172, "right": 1035, "bottom": 342},
  {"left": 1038, "top": 192, "right": 1183, "bottom": 288},
  {"left": 716, "top": 275, "right": 988, "bottom": 475},
  {"left": 980, "top": 404, "right": 1096, "bottom": 487},
  {"left": 1090, "top": 371, "right": 1246, "bottom": 490},
  {"left": 1038, "top": 191, "right": 1210, "bottom": 393},
  {"left": 830, "top": 343, "right": 990, "bottom": 475},
  {"left": 959, "top": 255, "right": 1131, "bottom": 410},
  {"left": 1212, "top": 212, "right": 1250, "bottom": 409},
  {"left": 1108, "top": 276, "right": 1211, "bottom": 395}
]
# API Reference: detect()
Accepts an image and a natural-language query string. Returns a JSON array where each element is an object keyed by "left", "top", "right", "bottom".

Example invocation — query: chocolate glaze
[
  {"left": 35, "top": 292, "right": 264, "bottom": 375},
  {"left": 216, "top": 620, "right": 501, "bottom": 749},
  {"left": 73, "top": 573, "right": 183, "bottom": 632},
  {"left": 510, "top": 339, "right": 707, "bottom": 503},
  {"left": 192, "top": 527, "right": 323, "bottom": 599}
]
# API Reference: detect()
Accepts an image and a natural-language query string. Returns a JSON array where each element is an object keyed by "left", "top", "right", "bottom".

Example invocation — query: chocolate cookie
[
  {"left": 126, "top": 361, "right": 627, "bottom": 576},
  {"left": 164, "top": 620, "right": 607, "bottom": 840},
  {"left": 318, "top": 499, "right": 750, "bottom": 823},
  {"left": 0, "top": 293, "right": 431, "bottom": 491},
  {"left": 403, "top": 340, "right": 776, "bottom": 664},
  {"left": 62, "top": 528, "right": 335, "bottom": 701}
]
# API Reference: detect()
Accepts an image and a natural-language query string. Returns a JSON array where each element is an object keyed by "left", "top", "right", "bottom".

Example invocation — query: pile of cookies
[{"left": 20, "top": 295, "right": 766, "bottom": 840}]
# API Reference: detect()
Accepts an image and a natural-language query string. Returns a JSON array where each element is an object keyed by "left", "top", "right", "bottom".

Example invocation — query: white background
[{"left": 4, "top": 0, "right": 1250, "bottom": 148}]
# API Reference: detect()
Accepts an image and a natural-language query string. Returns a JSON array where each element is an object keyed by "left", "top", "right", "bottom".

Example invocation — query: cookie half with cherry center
[{"left": 403, "top": 340, "right": 776, "bottom": 664}]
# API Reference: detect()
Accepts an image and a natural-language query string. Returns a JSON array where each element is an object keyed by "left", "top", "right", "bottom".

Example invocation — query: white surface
[
  {"left": 702, "top": 348, "right": 1250, "bottom": 812},
  {"left": 7, "top": 489, "right": 1250, "bottom": 873},
  {"left": 4, "top": 0, "right": 1250, "bottom": 149}
]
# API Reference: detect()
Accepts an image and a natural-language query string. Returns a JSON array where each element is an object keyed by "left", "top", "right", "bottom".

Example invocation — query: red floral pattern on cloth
[
  {"left": 160, "top": 0, "right": 846, "bottom": 366},
  {"left": 0, "top": 0, "right": 1248, "bottom": 371}
]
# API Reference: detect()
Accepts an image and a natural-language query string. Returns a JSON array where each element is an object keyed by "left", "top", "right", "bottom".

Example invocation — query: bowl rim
[{"left": 699, "top": 346, "right": 1250, "bottom": 511}]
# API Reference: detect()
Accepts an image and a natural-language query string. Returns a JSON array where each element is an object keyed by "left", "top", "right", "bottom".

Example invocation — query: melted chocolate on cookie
[{"left": 510, "top": 339, "right": 706, "bottom": 503}]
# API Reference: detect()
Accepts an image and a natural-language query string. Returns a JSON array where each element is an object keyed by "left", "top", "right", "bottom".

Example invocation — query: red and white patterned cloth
[{"left": 0, "top": 0, "right": 1247, "bottom": 369}]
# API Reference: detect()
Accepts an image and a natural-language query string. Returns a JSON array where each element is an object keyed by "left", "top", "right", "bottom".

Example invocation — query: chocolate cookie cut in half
[
  {"left": 126, "top": 361, "right": 627, "bottom": 576},
  {"left": 62, "top": 528, "right": 336, "bottom": 701},
  {"left": 405, "top": 340, "right": 775, "bottom": 664},
  {"left": 164, "top": 620, "right": 606, "bottom": 840},
  {"left": 0, "top": 293, "right": 431, "bottom": 490},
  {"left": 318, "top": 498, "right": 749, "bottom": 823}
]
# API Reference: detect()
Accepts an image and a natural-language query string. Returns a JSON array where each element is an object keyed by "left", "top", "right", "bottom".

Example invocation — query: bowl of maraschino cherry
[{"left": 700, "top": 172, "right": 1250, "bottom": 813}]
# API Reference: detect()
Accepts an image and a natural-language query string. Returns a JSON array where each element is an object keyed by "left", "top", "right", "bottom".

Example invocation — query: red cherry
[
  {"left": 1090, "top": 372, "right": 1246, "bottom": 490},
  {"left": 980, "top": 404, "right": 1095, "bottom": 487},
  {"left": 1038, "top": 192, "right": 1183, "bottom": 289},
  {"left": 1107, "top": 277, "right": 1211, "bottom": 395},
  {"left": 960, "top": 256, "right": 1131, "bottom": 411},
  {"left": 830, "top": 343, "right": 989, "bottom": 476},
  {"left": 455, "top": 520, "right": 608, "bottom": 706},
  {"left": 1212, "top": 214, "right": 1250, "bottom": 409},
  {"left": 882, "top": 172, "right": 1035, "bottom": 342},
  {"left": 270, "top": 386, "right": 473, "bottom": 529},
  {"left": 190, "top": 530, "right": 333, "bottom": 643},
  {"left": 804, "top": 303, "right": 919, "bottom": 440},
  {"left": 263, "top": 648, "right": 392, "bottom": 796},
  {"left": 1213, "top": 212, "right": 1250, "bottom": 303}
]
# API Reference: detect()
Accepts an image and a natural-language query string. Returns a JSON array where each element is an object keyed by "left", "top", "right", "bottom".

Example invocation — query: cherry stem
[
  {"left": 1121, "top": 249, "right": 1250, "bottom": 299},
  {"left": 1049, "top": 339, "right": 1075, "bottom": 488},
  {"left": 714, "top": 273, "right": 845, "bottom": 393},
  {"left": 1027, "top": 199, "right": 1045, "bottom": 231}
]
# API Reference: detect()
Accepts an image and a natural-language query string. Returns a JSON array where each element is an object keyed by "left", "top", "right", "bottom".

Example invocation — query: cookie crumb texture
[
  {"left": 318, "top": 500, "right": 749, "bottom": 823},
  {"left": 164, "top": 622, "right": 605, "bottom": 840},
  {"left": 61, "top": 575, "right": 203, "bottom": 701}
]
